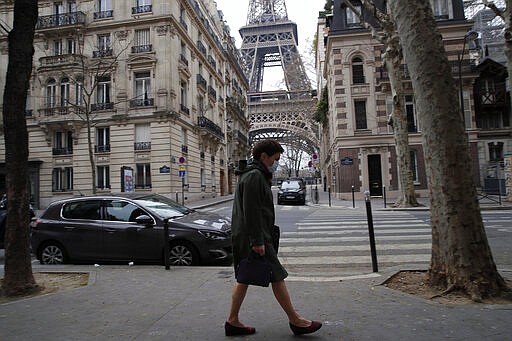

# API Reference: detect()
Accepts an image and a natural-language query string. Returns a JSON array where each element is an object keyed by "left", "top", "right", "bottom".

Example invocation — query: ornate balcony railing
[
  {"left": 91, "top": 102, "right": 114, "bottom": 111},
  {"left": 130, "top": 98, "right": 154, "bottom": 107},
  {"left": 180, "top": 54, "right": 189, "bottom": 66},
  {"left": 134, "top": 142, "right": 151, "bottom": 151},
  {"left": 196, "top": 74, "right": 207, "bottom": 90},
  {"left": 36, "top": 12, "right": 86, "bottom": 29},
  {"left": 95, "top": 145, "right": 111, "bottom": 153},
  {"left": 180, "top": 18, "right": 188, "bottom": 31},
  {"left": 39, "top": 54, "right": 84, "bottom": 67},
  {"left": 197, "top": 41, "right": 207, "bottom": 56},
  {"left": 208, "top": 86, "right": 217, "bottom": 101},
  {"left": 94, "top": 10, "right": 113, "bottom": 20},
  {"left": 132, "top": 5, "right": 152, "bottom": 14},
  {"left": 52, "top": 147, "right": 73, "bottom": 155},
  {"left": 208, "top": 55, "right": 217, "bottom": 69},
  {"left": 131, "top": 44, "right": 152, "bottom": 53},
  {"left": 233, "top": 129, "right": 249, "bottom": 146},
  {"left": 180, "top": 104, "right": 190, "bottom": 115},
  {"left": 38, "top": 106, "right": 71, "bottom": 116},
  {"left": 93, "top": 49, "right": 113, "bottom": 58},
  {"left": 197, "top": 116, "right": 224, "bottom": 140}
]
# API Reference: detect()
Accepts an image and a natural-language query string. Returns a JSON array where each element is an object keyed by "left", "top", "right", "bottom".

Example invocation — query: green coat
[{"left": 231, "top": 160, "right": 288, "bottom": 282}]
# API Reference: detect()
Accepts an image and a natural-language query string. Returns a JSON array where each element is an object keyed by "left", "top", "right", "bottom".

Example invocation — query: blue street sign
[{"left": 178, "top": 170, "right": 186, "bottom": 178}]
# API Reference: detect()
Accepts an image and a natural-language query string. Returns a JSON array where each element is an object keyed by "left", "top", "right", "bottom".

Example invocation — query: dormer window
[
  {"left": 346, "top": 5, "right": 361, "bottom": 27},
  {"left": 430, "top": 0, "right": 453, "bottom": 20}
]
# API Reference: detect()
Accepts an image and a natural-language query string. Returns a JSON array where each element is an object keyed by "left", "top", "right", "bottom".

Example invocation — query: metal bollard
[
  {"left": 364, "top": 191, "right": 379, "bottom": 273},
  {"left": 164, "top": 218, "right": 170, "bottom": 270},
  {"left": 328, "top": 187, "right": 331, "bottom": 207},
  {"left": 352, "top": 186, "right": 355, "bottom": 208},
  {"left": 383, "top": 185, "right": 387, "bottom": 208}
]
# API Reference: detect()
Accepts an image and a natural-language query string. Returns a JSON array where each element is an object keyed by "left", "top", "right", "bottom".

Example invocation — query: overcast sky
[{"left": 214, "top": 0, "right": 325, "bottom": 89}]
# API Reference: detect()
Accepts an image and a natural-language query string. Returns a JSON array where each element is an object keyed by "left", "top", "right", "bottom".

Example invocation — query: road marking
[
  {"left": 280, "top": 234, "right": 432, "bottom": 243},
  {"left": 283, "top": 229, "right": 431, "bottom": 236},
  {"left": 287, "top": 272, "right": 382, "bottom": 282},
  {"left": 279, "top": 243, "right": 432, "bottom": 253},
  {"left": 280, "top": 254, "right": 430, "bottom": 265}
]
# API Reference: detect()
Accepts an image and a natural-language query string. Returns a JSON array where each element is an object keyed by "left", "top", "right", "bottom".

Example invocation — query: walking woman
[{"left": 225, "top": 139, "right": 322, "bottom": 336}]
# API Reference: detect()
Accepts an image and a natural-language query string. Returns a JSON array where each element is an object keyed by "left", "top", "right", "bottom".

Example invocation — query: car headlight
[{"left": 198, "top": 230, "right": 228, "bottom": 240}]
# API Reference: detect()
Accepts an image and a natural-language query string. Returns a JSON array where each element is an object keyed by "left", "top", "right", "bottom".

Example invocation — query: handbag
[{"left": 236, "top": 251, "right": 272, "bottom": 287}]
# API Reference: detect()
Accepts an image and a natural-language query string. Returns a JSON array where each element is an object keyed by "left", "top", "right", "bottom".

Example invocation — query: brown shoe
[
  {"left": 289, "top": 320, "right": 322, "bottom": 335},
  {"left": 225, "top": 322, "right": 256, "bottom": 336}
]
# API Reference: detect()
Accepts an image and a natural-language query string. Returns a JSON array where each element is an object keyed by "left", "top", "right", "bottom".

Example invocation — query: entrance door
[
  {"left": 220, "top": 169, "right": 225, "bottom": 196},
  {"left": 368, "top": 154, "right": 383, "bottom": 196}
]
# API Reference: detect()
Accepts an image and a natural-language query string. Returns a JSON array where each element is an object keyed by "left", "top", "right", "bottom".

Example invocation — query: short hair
[{"left": 252, "top": 140, "right": 284, "bottom": 160}]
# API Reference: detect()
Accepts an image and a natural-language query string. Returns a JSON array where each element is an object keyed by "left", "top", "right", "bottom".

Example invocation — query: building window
[
  {"left": 346, "top": 5, "right": 361, "bottom": 27},
  {"left": 75, "top": 79, "right": 83, "bottom": 106},
  {"left": 180, "top": 81, "right": 189, "bottom": 113},
  {"left": 133, "top": 28, "right": 151, "bottom": 53},
  {"left": 410, "top": 150, "right": 419, "bottom": 182},
  {"left": 489, "top": 142, "right": 504, "bottom": 162},
  {"left": 52, "top": 167, "right": 73, "bottom": 192},
  {"left": 133, "top": 71, "right": 152, "bottom": 106},
  {"left": 95, "top": 127, "right": 110, "bottom": 153},
  {"left": 97, "top": 165, "right": 110, "bottom": 189},
  {"left": 53, "top": 39, "right": 63, "bottom": 56},
  {"left": 95, "top": 0, "right": 113, "bottom": 19},
  {"left": 95, "top": 76, "right": 111, "bottom": 109},
  {"left": 181, "top": 127, "right": 188, "bottom": 153},
  {"left": 134, "top": 124, "right": 151, "bottom": 150},
  {"left": 136, "top": 163, "right": 151, "bottom": 188},
  {"left": 53, "top": 131, "right": 73, "bottom": 155},
  {"left": 354, "top": 100, "right": 367, "bottom": 130},
  {"left": 94, "top": 34, "right": 112, "bottom": 57},
  {"left": 405, "top": 95, "right": 417, "bottom": 132},
  {"left": 200, "top": 168, "right": 205, "bottom": 191},
  {"left": 60, "top": 78, "right": 70, "bottom": 107},
  {"left": 66, "top": 38, "right": 76, "bottom": 54},
  {"left": 430, "top": 0, "right": 452, "bottom": 20},
  {"left": 133, "top": 0, "right": 152, "bottom": 14},
  {"left": 352, "top": 57, "right": 365, "bottom": 84},
  {"left": 46, "top": 79, "right": 57, "bottom": 108}
]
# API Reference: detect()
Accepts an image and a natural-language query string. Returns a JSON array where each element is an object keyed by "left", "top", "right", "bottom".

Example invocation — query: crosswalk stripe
[
  {"left": 296, "top": 220, "right": 426, "bottom": 226},
  {"left": 282, "top": 228, "right": 431, "bottom": 236},
  {"left": 279, "top": 243, "right": 432, "bottom": 253},
  {"left": 280, "top": 254, "right": 430, "bottom": 265},
  {"left": 280, "top": 234, "right": 432, "bottom": 243}
]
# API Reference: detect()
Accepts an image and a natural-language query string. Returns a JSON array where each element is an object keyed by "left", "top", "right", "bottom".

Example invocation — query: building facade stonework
[{"left": 0, "top": 0, "right": 250, "bottom": 208}]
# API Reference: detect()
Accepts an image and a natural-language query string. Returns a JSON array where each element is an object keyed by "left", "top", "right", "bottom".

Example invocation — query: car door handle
[
  {"left": 105, "top": 228, "right": 117, "bottom": 233},
  {"left": 64, "top": 226, "right": 75, "bottom": 230}
]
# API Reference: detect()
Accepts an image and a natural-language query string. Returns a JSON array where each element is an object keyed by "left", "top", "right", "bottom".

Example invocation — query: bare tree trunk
[
  {"left": 385, "top": 38, "right": 419, "bottom": 207},
  {"left": 1, "top": 0, "right": 39, "bottom": 297},
  {"left": 389, "top": 0, "right": 508, "bottom": 301}
]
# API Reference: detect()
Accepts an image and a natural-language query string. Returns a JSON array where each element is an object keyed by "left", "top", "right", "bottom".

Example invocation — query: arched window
[{"left": 352, "top": 57, "right": 365, "bottom": 84}]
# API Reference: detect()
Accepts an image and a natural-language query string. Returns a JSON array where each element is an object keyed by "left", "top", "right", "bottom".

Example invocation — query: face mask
[{"left": 268, "top": 160, "right": 279, "bottom": 173}]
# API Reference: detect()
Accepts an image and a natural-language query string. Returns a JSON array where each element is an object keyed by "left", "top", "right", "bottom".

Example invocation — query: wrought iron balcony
[
  {"left": 132, "top": 5, "right": 152, "bottom": 14},
  {"left": 93, "top": 49, "right": 113, "bottom": 58},
  {"left": 134, "top": 142, "right": 151, "bottom": 151},
  {"left": 196, "top": 74, "right": 207, "bottom": 90},
  {"left": 197, "top": 116, "right": 224, "bottom": 140},
  {"left": 197, "top": 41, "right": 207, "bottom": 56},
  {"left": 131, "top": 45, "right": 152, "bottom": 53},
  {"left": 91, "top": 102, "right": 114, "bottom": 111},
  {"left": 208, "top": 86, "right": 217, "bottom": 101},
  {"left": 36, "top": 12, "right": 86, "bottom": 29},
  {"left": 52, "top": 147, "right": 73, "bottom": 155},
  {"left": 180, "top": 54, "right": 189, "bottom": 66},
  {"left": 38, "top": 106, "right": 71, "bottom": 116},
  {"left": 130, "top": 98, "right": 154, "bottom": 108},
  {"left": 180, "top": 104, "right": 190, "bottom": 115},
  {"left": 94, "top": 10, "right": 113, "bottom": 20},
  {"left": 208, "top": 55, "right": 217, "bottom": 69},
  {"left": 95, "top": 144, "right": 111, "bottom": 153},
  {"left": 180, "top": 18, "right": 188, "bottom": 31},
  {"left": 233, "top": 129, "right": 249, "bottom": 146}
]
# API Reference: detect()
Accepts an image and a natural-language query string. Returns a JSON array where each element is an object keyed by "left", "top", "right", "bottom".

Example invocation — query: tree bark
[
  {"left": 1, "top": 0, "right": 39, "bottom": 297},
  {"left": 388, "top": 0, "right": 508, "bottom": 300}
]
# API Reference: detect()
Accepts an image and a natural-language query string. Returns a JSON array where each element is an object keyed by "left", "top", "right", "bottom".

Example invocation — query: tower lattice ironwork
[{"left": 240, "top": 0, "right": 319, "bottom": 153}]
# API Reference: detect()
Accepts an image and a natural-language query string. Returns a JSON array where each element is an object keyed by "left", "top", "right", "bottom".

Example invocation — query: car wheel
[
  {"left": 168, "top": 241, "right": 199, "bottom": 266},
  {"left": 39, "top": 242, "right": 67, "bottom": 265}
]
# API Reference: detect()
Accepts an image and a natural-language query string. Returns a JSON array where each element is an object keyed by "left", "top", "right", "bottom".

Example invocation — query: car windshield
[
  {"left": 133, "top": 194, "right": 193, "bottom": 218},
  {"left": 281, "top": 181, "right": 302, "bottom": 190}
]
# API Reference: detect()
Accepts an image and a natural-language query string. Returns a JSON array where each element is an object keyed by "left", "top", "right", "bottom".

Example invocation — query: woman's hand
[{"left": 252, "top": 244, "right": 265, "bottom": 256}]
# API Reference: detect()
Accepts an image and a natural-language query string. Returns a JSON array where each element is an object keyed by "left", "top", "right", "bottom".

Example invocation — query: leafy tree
[
  {"left": 1, "top": 0, "right": 39, "bottom": 297},
  {"left": 314, "top": 85, "right": 329, "bottom": 126},
  {"left": 388, "top": 0, "right": 510, "bottom": 301}
]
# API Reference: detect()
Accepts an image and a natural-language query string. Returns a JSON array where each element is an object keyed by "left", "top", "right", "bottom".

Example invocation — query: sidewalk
[{"left": 1, "top": 191, "right": 511, "bottom": 340}]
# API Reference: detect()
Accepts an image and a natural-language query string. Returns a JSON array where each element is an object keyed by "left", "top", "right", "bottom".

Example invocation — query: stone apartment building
[
  {"left": 0, "top": 0, "right": 250, "bottom": 208},
  {"left": 318, "top": 0, "right": 511, "bottom": 199}
]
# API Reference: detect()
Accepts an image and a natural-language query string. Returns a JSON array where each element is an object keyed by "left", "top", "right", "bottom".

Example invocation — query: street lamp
[{"left": 458, "top": 30, "right": 479, "bottom": 123}]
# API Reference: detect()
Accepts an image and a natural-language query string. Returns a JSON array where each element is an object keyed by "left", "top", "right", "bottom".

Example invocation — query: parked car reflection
[{"left": 30, "top": 193, "right": 232, "bottom": 266}]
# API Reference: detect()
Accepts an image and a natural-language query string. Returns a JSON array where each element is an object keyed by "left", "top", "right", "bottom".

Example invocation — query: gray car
[{"left": 30, "top": 193, "right": 232, "bottom": 266}]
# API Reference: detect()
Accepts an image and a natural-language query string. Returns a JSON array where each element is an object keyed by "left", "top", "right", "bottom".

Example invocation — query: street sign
[
  {"left": 179, "top": 166, "right": 186, "bottom": 171},
  {"left": 179, "top": 156, "right": 186, "bottom": 164},
  {"left": 178, "top": 170, "right": 186, "bottom": 178}
]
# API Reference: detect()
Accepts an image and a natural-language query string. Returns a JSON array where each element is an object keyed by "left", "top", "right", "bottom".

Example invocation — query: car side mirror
[{"left": 135, "top": 215, "right": 154, "bottom": 226}]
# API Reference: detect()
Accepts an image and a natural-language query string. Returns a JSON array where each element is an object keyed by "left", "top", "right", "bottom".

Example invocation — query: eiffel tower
[{"left": 239, "top": 0, "right": 318, "bottom": 154}]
